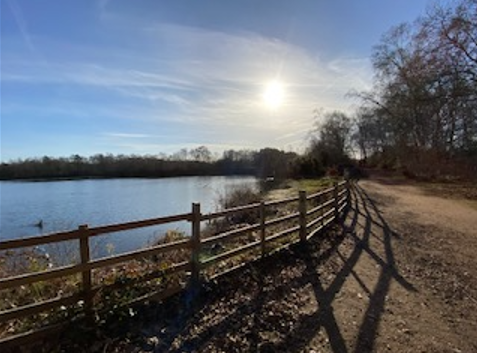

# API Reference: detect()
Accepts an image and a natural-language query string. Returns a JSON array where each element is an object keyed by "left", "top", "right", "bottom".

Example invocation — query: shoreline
[{"left": 0, "top": 173, "right": 256, "bottom": 183}]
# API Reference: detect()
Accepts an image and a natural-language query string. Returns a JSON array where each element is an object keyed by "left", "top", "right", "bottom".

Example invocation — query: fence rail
[{"left": 0, "top": 180, "right": 350, "bottom": 348}]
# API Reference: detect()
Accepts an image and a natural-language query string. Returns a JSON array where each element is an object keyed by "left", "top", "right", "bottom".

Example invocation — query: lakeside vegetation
[{"left": 0, "top": 177, "right": 340, "bottom": 345}]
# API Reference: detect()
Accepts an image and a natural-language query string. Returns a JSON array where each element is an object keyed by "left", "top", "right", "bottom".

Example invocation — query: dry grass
[{"left": 0, "top": 230, "right": 191, "bottom": 341}]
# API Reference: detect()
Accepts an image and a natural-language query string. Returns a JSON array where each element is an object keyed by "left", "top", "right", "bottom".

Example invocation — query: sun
[{"left": 263, "top": 80, "right": 285, "bottom": 109}]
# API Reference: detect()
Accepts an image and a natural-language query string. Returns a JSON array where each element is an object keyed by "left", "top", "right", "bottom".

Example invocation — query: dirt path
[
  {"left": 324, "top": 179, "right": 477, "bottom": 352},
  {"left": 49, "top": 178, "right": 477, "bottom": 353}
]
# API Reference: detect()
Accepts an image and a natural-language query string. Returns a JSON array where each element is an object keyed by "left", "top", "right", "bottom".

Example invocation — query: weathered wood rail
[{"left": 0, "top": 180, "right": 350, "bottom": 348}]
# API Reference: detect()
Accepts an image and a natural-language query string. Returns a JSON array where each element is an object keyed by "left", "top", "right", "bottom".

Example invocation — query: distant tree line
[
  {"left": 0, "top": 117, "right": 360, "bottom": 180},
  {"left": 0, "top": 147, "right": 299, "bottom": 181}
]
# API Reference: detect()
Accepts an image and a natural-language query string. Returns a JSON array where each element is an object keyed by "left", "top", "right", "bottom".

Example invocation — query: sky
[{"left": 1, "top": 0, "right": 442, "bottom": 161}]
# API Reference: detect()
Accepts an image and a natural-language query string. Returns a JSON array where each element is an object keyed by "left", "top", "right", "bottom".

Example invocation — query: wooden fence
[{"left": 0, "top": 180, "right": 350, "bottom": 348}]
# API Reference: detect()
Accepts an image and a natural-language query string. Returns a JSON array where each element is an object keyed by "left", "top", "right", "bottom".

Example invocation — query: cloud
[
  {"left": 5, "top": 0, "right": 35, "bottom": 53},
  {"left": 102, "top": 132, "right": 151, "bottom": 139},
  {"left": 2, "top": 20, "right": 373, "bottom": 157}
]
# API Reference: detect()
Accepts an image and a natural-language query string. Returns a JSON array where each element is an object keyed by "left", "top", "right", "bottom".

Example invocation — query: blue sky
[{"left": 1, "top": 0, "right": 440, "bottom": 161}]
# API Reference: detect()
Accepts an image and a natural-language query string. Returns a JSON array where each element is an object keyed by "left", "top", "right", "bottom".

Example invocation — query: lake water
[{"left": 0, "top": 176, "right": 257, "bottom": 257}]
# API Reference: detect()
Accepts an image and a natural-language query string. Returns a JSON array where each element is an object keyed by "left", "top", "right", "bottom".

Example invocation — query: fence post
[
  {"left": 190, "top": 203, "right": 201, "bottom": 286},
  {"left": 78, "top": 224, "right": 93, "bottom": 320},
  {"left": 333, "top": 181, "right": 339, "bottom": 221},
  {"left": 299, "top": 190, "right": 307, "bottom": 243},
  {"left": 260, "top": 201, "right": 266, "bottom": 257}
]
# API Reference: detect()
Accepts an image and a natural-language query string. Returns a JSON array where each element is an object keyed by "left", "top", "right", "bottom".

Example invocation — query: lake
[{"left": 0, "top": 176, "right": 257, "bottom": 257}]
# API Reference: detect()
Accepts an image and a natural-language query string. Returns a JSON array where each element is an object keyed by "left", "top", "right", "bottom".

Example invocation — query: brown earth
[{"left": 24, "top": 176, "right": 477, "bottom": 352}]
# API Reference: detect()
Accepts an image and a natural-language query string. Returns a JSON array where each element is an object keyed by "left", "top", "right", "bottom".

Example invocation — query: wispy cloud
[
  {"left": 2, "top": 19, "right": 373, "bottom": 158},
  {"left": 102, "top": 132, "right": 151, "bottom": 139},
  {"left": 5, "top": 0, "right": 35, "bottom": 53}
]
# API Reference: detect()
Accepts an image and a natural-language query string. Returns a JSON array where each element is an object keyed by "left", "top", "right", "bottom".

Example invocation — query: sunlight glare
[{"left": 263, "top": 80, "right": 285, "bottom": 109}]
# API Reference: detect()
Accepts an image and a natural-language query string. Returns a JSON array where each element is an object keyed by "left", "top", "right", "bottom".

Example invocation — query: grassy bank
[{"left": 266, "top": 177, "right": 337, "bottom": 201}]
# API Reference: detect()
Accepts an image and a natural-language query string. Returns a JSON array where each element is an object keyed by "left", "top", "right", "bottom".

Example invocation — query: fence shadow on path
[
  {"left": 254, "top": 182, "right": 416, "bottom": 353},
  {"left": 163, "top": 182, "right": 416, "bottom": 353},
  {"left": 348, "top": 183, "right": 416, "bottom": 352}
]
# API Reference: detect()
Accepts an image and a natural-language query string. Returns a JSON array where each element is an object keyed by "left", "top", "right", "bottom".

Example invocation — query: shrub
[{"left": 218, "top": 186, "right": 262, "bottom": 225}]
